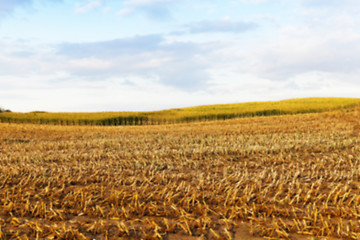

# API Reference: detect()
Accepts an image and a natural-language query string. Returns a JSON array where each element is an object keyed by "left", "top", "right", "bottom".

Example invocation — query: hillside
[{"left": 1, "top": 97, "right": 359, "bottom": 125}]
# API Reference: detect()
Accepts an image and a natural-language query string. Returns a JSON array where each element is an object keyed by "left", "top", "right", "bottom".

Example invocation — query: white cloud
[
  {"left": 55, "top": 34, "right": 214, "bottom": 89},
  {"left": 0, "top": 0, "right": 32, "bottom": 17},
  {"left": 301, "top": 0, "right": 359, "bottom": 7},
  {"left": 240, "top": 0, "right": 272, "bottom": 4},
  {"left": 2, "top": 68, "right": 360, "bottom": 113},
  {"left": 186, "top": 20, "right": 258, "bottom": 34},
  {"left": 117, "top": 8, "right": 132, "bottom": 16},
  {"left": 124, "top": 0, "right": 174, "bottom": 7},
  {"left": 117, "top": 0, "right": 176, "bottom": 20},
  {"left": 214, "top": 16, "right": 360, "bottom": 82},
  {"left": 0, "top": 0, "right": 63, "bottom": 19},
  {"left": 75, "top": 0, "right": 105, "bottom": 14},
  {"left": 68, "top": 57, "right": 113, "bottom": 70},
  {"left": 132, "top": 57, "right": 173, "bottom": 69}
]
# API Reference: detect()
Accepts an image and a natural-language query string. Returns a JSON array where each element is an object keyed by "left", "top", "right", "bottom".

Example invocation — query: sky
[{"left": 0, "top": 0, "right": 360, "bottom": 112}]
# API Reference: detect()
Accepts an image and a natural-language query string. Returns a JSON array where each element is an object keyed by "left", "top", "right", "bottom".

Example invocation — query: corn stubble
[{"left": 0, "top": 108, "right": 359, "bottom": 239}]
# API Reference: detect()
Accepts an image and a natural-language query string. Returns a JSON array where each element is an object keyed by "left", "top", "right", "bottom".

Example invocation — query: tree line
[{"left": 0, "top": 107, "right": 11, "bottom": 113}]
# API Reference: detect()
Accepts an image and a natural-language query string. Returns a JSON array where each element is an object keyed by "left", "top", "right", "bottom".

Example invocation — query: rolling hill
[{"left": 1, "top": 97, "right": 359, "bottom": 125}]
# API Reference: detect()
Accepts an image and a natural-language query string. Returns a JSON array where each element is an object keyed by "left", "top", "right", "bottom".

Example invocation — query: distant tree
[{"left": 0, "top": 107, "right": 11, "bottom": 113}]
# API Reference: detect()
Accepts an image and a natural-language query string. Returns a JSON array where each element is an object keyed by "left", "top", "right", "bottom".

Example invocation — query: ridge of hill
[{"left": 1, "top": 97, "right": 359, "bottom": 125}]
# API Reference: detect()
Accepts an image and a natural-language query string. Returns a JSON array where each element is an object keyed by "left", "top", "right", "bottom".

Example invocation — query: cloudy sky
[{"left": 1, "top": 0, "right": 359, "bottom": 112}]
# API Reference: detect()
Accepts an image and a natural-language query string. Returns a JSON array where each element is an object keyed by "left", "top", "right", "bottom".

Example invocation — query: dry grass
[{"left": 0, "top": 107, "right": 359, "bottom": 239}]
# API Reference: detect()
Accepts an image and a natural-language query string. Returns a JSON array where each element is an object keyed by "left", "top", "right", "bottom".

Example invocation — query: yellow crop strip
[{"left": 1, "top": 97, "right": 359, "bottom": 125}]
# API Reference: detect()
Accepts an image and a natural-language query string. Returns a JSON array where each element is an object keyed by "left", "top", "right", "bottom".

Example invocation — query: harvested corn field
[{"left": 0, "top": 107, "right": 360, "bottom": 239}]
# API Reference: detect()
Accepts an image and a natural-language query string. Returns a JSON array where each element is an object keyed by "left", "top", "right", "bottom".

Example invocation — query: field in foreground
[
  {"left": 1, "top": 97, "right": 360, "bottom": 125},
  {"left": 0, "top": 107, "right": 360, "bottom": 239}
]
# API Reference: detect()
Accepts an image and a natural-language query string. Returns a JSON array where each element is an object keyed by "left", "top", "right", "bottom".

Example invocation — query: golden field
[
  {"left": 0, "top": 106, "right": 360, "bottom": 239},
  {"left": 1, "top": 97, "right": 359, "bottom": 125}
]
